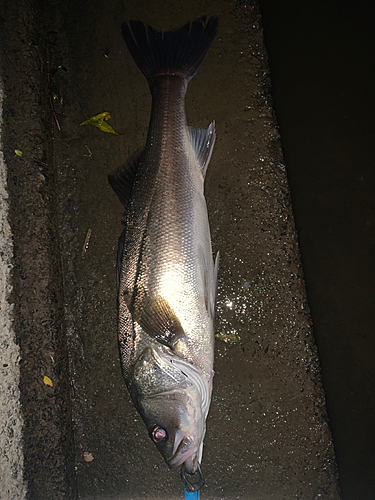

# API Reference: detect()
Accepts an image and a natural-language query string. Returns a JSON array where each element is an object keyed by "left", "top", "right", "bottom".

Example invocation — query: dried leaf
[
  {"left": 80, "top": 112, "right": 118, "bottom": 135},
  {"left": 82, "top": 451, "right": 94, "bottom": 462},
  {"left": 43, "top": 375, "right": 53, "bottom": 387}
]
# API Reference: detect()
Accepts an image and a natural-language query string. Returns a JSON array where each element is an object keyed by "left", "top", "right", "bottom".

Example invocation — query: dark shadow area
[{"left": 259, "top": 1, "right": 375, "bottom": 498}]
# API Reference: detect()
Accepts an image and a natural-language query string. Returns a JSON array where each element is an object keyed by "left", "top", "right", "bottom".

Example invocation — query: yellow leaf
[
  {"left": 44, "top": 376, "right": 53, "bottom": 387},
  {"left": 15, "top": 150, "right": 23, "bottom": 157},
  {"left": 80, "top": 112, "right": 118, "bottom": 135}
]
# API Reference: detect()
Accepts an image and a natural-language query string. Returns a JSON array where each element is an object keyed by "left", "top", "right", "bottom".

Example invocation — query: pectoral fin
[{"left": 123, "top": 287, "right": 186, "bottom": 350}]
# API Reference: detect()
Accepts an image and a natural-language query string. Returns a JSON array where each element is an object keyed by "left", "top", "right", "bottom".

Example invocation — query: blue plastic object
[{"left": 184, "top": 488, "right": 200, "bottom": 500}]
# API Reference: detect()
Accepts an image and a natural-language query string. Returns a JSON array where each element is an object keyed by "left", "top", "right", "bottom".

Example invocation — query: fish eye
[{"left": 152, "top": 426, "right": 167, "bottom": 443}]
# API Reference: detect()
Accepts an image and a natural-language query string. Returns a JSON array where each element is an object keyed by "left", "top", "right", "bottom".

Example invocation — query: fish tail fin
[{"left": 122, "top": 16, "right": 218, "bottom": 85}]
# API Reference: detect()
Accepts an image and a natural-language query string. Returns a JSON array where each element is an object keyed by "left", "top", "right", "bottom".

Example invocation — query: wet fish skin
[{"left": 109, "top": 17, "right": 218, "bottom": 483}]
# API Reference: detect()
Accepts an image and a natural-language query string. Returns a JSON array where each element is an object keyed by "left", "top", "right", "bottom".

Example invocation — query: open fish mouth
[{"left": 168, "top": 431, "right": 198, "bottom": 471}]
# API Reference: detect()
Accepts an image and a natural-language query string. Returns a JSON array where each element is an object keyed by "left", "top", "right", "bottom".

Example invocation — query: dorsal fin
[
  {"left": 213, "top": 251, "right": 219, "bottom": 316},
  {"left": 188, "top": 121, "right": 216, "bottom": 177},
  {"left": 198, "top": 247, "right": 219, "bottom": 319}
]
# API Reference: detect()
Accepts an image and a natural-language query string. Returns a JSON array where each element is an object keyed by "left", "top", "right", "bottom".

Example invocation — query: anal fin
[{"left": 108, "top": 148, "right": 143, "bottom": 208}]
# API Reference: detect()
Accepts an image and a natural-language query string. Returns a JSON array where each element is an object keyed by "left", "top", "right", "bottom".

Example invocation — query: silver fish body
[{"left": 109, "top": 17, "right": 218, "bottom": 491}]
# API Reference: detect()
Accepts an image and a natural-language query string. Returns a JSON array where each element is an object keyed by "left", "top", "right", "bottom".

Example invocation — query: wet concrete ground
[{"left": 1, "top": 0, "right": 342, "bottom": 498}]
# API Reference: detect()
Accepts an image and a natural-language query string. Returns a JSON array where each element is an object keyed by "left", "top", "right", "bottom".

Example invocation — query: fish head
[
  {"left": 142, "top": 386, "right": 204, "bottom": 473},
  {"left": 130, "top": 345, "right": 211, "bottom": 474}
]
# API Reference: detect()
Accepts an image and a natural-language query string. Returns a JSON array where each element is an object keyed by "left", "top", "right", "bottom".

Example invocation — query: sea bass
[{"left": 109, "top": 17, "right": 218, "bottom": 492}]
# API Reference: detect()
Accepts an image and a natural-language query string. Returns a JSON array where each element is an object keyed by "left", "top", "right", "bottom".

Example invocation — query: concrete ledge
[
  {"left": 0, "top": 83, "right": 26, "bottom": 500},
  {"left": 0, "top": 1, "right": 74, "bottom": 498}
]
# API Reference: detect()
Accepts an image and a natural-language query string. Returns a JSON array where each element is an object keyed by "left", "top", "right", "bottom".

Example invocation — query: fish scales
[{"left": 109, "top": 17, "right": 218, "bottom": 492}]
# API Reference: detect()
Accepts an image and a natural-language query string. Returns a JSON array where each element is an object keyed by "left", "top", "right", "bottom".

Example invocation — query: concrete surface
[
  {"left": 0, "top": 0, "right": 341, "bottom": 498},
  {"left": 0, "top": 1, "right": 74, "bottom": 498},
  {"left": 0, "top": 83, "right": 26, "bottom": 500}
]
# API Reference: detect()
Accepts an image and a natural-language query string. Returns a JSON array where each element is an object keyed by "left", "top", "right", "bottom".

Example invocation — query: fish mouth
[{"left": 168, "top": 430, "right": 198, "bottom": 471}]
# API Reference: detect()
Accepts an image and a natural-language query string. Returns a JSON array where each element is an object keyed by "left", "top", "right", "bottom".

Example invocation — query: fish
[{"left": 108, "top": 16, "right": 219, "bottom": 492}]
